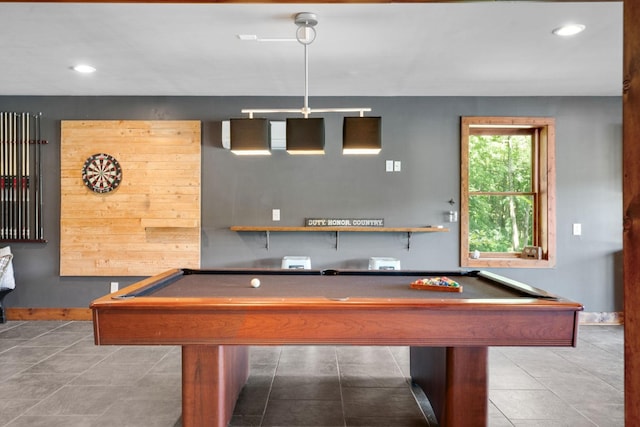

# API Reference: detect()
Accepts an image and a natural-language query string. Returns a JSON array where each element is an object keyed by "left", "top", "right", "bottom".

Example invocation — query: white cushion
[
  {"left": 281, "top": 256, "right": 311, "bottom": 270},
  {"left": 368, "top": 257, "right": 401, "bottom": 270},
  {"left": 0, "top": 247, "right": 16, "bottom": 290}
]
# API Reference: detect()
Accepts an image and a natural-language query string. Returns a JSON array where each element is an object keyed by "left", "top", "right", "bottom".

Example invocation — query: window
[{"left": 460, "top": 117, "right": 556, "bottom": 268}]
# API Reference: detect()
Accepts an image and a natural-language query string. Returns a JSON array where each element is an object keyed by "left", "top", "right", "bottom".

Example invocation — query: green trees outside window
[{"left": 468, "top": 134, "right": 534, "bottom": 253}]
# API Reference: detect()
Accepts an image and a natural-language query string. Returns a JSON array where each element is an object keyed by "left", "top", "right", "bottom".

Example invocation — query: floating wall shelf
[{"left": 229, "top": 226, "right": 449, "bottom": 250}]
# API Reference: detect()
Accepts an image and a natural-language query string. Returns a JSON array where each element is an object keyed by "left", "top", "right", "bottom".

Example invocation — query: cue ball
[{"left": 250, "top": 278, "right": 261, "bottom": 288}]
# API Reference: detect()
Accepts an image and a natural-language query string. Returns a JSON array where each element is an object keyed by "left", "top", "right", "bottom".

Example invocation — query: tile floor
[{"left": 0, "top": 321, "right": 623, "bottom": 426}]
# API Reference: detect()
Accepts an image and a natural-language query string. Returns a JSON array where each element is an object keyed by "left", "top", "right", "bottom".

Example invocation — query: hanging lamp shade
[
  {"left": 230, "top": 118, "right": 271, "bottom": 155},
  {"left": 286, "top": 118, "right": 325, "bottom": 155},
  {"left": 343, "top": 117, "right": 382, "bottom": 155}
]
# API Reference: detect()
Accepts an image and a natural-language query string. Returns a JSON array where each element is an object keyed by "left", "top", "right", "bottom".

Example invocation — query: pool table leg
[
  {"left": 410, "top": 346, "right": 488, "bottom": 427},
  {"left": 182, "top": 345, "right": 250, "bottom": 427}
]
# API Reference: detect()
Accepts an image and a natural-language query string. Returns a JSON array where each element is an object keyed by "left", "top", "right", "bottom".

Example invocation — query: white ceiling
[{"left": 0, "top": 2, "right": 622, "bottom": 97}]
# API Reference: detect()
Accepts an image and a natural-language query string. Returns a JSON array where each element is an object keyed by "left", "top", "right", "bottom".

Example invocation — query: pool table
[{"left": 91, "top": 268, "right": 582, "bottom": 427}]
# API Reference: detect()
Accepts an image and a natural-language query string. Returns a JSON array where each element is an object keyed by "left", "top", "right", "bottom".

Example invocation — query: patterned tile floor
[{"left": 0, "top": 322, "right": 623, "bottom": 426}]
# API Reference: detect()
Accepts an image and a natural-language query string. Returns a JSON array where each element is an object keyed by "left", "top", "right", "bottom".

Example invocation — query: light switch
[
  {"left": 386, "top": 160, "right": 394, "bottom": 172},
  {"left": 573, "top": 223, "right": 582, "bottom": 236}
]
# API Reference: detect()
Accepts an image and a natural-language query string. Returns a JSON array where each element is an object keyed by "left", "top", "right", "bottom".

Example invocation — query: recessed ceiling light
[
  {"left": 72, "top": 64, "right": 96, "bottom": 73},
  {"left": 552, "top": 24, "right": 586, "bottom": 37}
]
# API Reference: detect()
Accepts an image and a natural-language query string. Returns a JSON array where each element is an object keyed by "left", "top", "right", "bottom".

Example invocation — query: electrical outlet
[
  {"left": 272, "top": 209, "right": 280, "bottom": 221},
  {"left": 110, "top": 282, "right": 119, "bottom": 293},
  {"left": 394, "top": 161, "right": 401, "bottom": 172}
]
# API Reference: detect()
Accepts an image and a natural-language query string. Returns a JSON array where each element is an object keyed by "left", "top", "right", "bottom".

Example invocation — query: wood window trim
[{"left": 460, "top": 116, "right": 556, "bottom": 268}]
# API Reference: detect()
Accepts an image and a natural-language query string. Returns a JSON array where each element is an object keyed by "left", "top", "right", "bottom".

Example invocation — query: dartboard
[{"left": 81, "top": 153, "right": 122, "bottom": 194}]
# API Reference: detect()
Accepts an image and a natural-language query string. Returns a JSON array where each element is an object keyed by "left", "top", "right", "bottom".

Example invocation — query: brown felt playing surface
[{"left": 143, "top": 273, "right": 526, "bottom": 300}]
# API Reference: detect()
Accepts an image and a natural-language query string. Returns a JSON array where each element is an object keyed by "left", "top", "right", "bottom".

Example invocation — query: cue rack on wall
[{"left": 0, "top": 112, "right": 47, "bottom": 243}]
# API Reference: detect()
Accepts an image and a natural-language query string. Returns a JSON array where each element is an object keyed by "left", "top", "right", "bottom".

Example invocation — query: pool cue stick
[
  {"left": 36, "top": 113, "right": 43, "bottom": 240},
  {"left": 23, "top": 113, "right": 28, "bottom": 239},
  {"left": 3, "top": 113, "right": 7, "bottom": 239},
  {"left": 12, "top": 112, "right": 18, "bottom": 239},
  {"left": 17, "top": 113, "right": 22, "bottom": 239},
  {"left": 1, "top": 112, "right": 5, "bottom": 239},
  {"left": 4, "top": 112, "right": 8, "bottom": 240},
  {"left": 10, "top": 112, "right": 14, "bottom": 239},
  {"left": 10, "top": 112, "right": 15, "bottom": 239},
  {"left": 25, "top": 113, "right": 30, "bottom": 239},
  {"left": 20, "top": 113, "right": 26, "bottom": 239},
  {"left": 32, "top": 113, "right": 38, "bottom": 239},
  {"left": 13, "top": 112, "right": 19, "bottom": 239},
  {"left": 5, "top": 112, "right": 10, "bottom": 240},
  {"left": 18, "top": 113, "right": 22, "bottom": 239},
  {"left": 5, "top": 111, "right": 10, "bottom": 239},
  {"left": 12, "top": 112, "right": 17, "bottom": 239},
  {"left": 2, "top": 112, "right": 7, "bottom": 240},
  {"left": 7, "top": 113, "right": 12, "bottom": 239},
  {"left": 1, "top": 112, "right": 4, "bottom": 239}
]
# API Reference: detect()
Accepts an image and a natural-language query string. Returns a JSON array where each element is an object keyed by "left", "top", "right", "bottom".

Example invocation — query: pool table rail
[{"left": 92, "top": 304, "right": 580, "bottom": 348}]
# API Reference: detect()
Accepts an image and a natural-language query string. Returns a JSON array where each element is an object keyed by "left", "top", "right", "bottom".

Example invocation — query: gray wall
[{"left": 0, "top": 96, "right": 622, "bottom": 312}]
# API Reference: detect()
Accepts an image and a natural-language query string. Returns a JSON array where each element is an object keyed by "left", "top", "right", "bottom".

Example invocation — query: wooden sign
[{"left": 305, "top": 218, "right": 384, "bottom": 227}]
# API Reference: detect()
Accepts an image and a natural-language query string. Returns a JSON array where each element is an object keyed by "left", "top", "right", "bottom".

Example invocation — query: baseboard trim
[
  {"left": 6, "top": 308, "right": 92, "bottom": 321},
  {"left": 6, "top": 308, "right": 624, "bottom": 325},
  {"left": 579, "top": 311, "right": 624, "bottom": 325}
]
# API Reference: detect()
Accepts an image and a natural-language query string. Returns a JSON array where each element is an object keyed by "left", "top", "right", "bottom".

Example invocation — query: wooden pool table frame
[{"left": 91, "top": 269, "right": 582, "bottom": 427}]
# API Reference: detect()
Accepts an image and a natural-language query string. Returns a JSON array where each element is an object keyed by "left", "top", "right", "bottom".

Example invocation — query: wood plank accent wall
[{"left": 60, "top": 120, "right": 201, "bottom": 276}]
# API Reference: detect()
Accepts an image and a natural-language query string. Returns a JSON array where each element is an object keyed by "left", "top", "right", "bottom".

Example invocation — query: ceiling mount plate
[{"left": 294, "top": 12, "right": 318, "bottom": 27}]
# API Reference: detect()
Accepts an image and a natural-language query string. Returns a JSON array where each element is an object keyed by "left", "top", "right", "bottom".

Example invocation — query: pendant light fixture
[
  {"left": 286, "top": 117, "right": 325, "bottom": 155},
  {"left": 230, "top": 118, "right": 271, "bottom": 155},
  {"left": 343, "top": 116, "right": 382, "bottom": 155},
  {"left": 234, "top": 12, "right": 381, "bottom": 155}
]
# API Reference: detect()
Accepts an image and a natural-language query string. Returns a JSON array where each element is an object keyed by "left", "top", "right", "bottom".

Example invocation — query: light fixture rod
[
  {"left": 242, "top": 107, "right": 372, "bottom": 115},
  {"left": 303, "top": 42, "right": 309, "bottom": 118}
]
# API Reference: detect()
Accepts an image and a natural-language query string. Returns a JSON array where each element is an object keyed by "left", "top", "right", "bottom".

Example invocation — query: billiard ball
[{"left": 250, "top": 278, "right": 261, "bottom": 288}]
